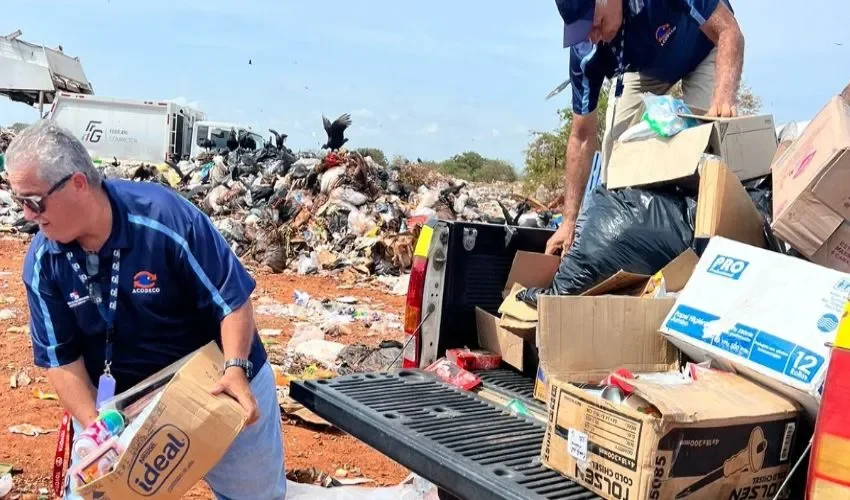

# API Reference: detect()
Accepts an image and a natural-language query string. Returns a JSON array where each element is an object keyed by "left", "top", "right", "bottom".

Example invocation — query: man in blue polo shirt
[
  {"left": 544, "top": 0, "right": 745, "bottom": 255},
  {"left": 5, "top": 120, "right": 286, "bottom": 499}
]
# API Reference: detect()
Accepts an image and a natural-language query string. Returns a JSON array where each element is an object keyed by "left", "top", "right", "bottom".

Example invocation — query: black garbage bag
[
  {"left": 743, "top": 174, "right": 791, "bottom": 255},
  {"left": 520, "top": 186, "right": 695, "bottom": 304}
]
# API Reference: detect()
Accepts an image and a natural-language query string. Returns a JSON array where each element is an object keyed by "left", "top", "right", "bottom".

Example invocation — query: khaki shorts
[{"left": 600, "top": 48, "right": 717, "bottom": 182}]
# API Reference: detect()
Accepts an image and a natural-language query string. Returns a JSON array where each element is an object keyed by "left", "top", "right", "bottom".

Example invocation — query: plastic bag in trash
[
  {"left": 520, "top": 186, "right": 695, "bottom": 303},
  {"left": 331, "top": 187, "right": 369, "bottom": 207},
  {"left": 621, "top": 94, "right": 699, "bottom": 142},
  {"left": 297, "top": 252, "right": 319, "bottom": 275},
  {"left": 348, "top": 209, "right": 378, "bottom": 236},
  {"left": 288, "top": 324, "right": 325, "bottom": 350}
]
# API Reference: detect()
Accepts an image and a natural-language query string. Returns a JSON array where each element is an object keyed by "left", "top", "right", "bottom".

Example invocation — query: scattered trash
[
  {"left": 259, "top": 328, "right": 282, "bottom": 337},
  {"left": 286, "top": 473, "right": 438, "bottom": 500},
  {"left": 9, "top": 370, "right": 30, "bottom": 389},
  {"left": 337, "top": 341, "right": 404, "bottom": 375},
  {"left": 6, "top": 326, "right": 29, "bottom": 334},
  {"left": 0, "top": 473, "right": 12, "bottom": 498},
  {"left": 288, "top": 324, "right": 326, "bottom": 349},
  {"left": 31, "top": 389, "right": 58, "bottom": 400},
  {"left": 8, "top": 424, "right": 56, "bottom": 437},
  {"left": 293, "top": 339, "right": 346, "bottom": 368},
  {"left": 0, "top": 309, "right": 16, "bottom": 321},
  {"left": 336, "top": 296, "right": 358, "bottom": 304},
  {"left": 424, "top": 358, "right": 482, "bottom": 391}
]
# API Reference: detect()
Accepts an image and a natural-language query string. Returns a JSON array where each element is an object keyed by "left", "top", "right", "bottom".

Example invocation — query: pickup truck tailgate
[{"left": 290, "top": 370, "right": 599, "bottom": 500}]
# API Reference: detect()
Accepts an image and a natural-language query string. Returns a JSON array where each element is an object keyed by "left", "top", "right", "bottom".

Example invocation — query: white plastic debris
[
  {"left": 347, "top": 210, "right": 377, "bottom": 236},
  {"left": 285, "top": 474, "right": 438, "bottom": 500},
  {"left": 293, "top": 339, "right": 346, "bottom": 368},
  {"left": 297, "top": 252, "right": 319, "bottom": 275},
  {"left": 331, "top": 187, "right": 369, "bottom": 207},
  {"left": 0, "top": 309, "right": 16, "bottom": 321},
  {"left": 0, "top": 473, "right": 12, "bottom": 498},
  {"left": 288, "top": 324, "right": 325, "bottom": 349},
  {"left": 321, "top": 166, "right": 346, "bottom": 194}
]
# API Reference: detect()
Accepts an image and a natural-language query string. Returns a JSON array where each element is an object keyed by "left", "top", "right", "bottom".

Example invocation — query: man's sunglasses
[{"left": 12, "top": 173, "right": 75, "bottom": 214}]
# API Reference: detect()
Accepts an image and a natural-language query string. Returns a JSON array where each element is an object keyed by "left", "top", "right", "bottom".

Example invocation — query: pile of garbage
[{"left": 0, "top": 127, "right": 554, "bottom": 278}]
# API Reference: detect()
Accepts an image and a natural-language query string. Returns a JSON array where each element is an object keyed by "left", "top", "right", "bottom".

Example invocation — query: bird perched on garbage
[
  {"left": 238, "top": 130, "right": 257, "bottom": 150},
  {"left": 200, "top": 138, "right": 217, "bottom": 150},
  {"left": 269, "top": 129, "right": 288, "bottom": 150},
  {"left": 226, "top": 129, "right": 239, "bottom": 152},
  {"left": 321, "top": 113, "right": 352, "bottom": 150}
]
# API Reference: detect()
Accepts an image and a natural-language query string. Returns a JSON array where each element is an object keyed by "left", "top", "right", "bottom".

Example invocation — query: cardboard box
[
  {"left": 772, "top": 96, "right": 850, "bottom": 271},
  {"left": 695, "top": 158, "right": 766, "bottom": 250},
  {"left": 74, "top": 342, "right": 244, "bottom": 500},
  {"left": 476, "top": 307, "right": 537, "bottom": 372},
  {"left": 659, "top": 237, "right": 850, "bottom": 417},
  {"left": 532, "top": 251, "right": 697, "bottom": 401},
  {"left": 542, "top": 369, "right": 801, "bottom": 500},
  {"left": 608, "top": 114, "right": 777, "bottom": 190}
]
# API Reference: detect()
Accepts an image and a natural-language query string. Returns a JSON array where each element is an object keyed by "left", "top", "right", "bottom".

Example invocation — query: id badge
[{"left": 96, "top": 373, "right": 116, "bottom": 408}]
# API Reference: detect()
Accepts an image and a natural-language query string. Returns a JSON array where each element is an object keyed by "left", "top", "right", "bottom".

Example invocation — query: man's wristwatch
[{"left": 224, "top": 358, "right": 253, "bottom": 378}]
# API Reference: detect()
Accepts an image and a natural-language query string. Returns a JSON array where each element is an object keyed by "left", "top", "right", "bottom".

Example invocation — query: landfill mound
[{"left": 0, "top": 128, "right": 554, "bottom": 281}]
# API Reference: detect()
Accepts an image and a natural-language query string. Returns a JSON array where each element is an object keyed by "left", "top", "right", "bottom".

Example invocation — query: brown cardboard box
[
  {"left": 772, "top": 95, "right": 850, "bottom": 271},
  {"left": 608, "top": 114, "right": 777, "bottom": 190},
  {"left": 74, "top": 342, "right": 244, "bottom": 500},
  {"left": 542, "top": 369, "right": 801, "bottom": 500},
  {"left": 695, "top": 158, "right": 766, "bottom": 249},
  {"left": 532, "top": 251, "right": 697, "bottom": 401},
  {"left": 476, "top": 307, "right": 537, "bottom": 372}
]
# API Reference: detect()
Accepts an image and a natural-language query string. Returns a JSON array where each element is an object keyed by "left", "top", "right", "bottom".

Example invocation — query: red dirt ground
[{"left": 0, "top": 237, "right": 409, "bottom": 499}]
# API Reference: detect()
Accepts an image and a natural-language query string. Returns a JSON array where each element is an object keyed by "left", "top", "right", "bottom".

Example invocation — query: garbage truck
[{"left": 48, "top": 92, "right": 264, "bottom": 164}]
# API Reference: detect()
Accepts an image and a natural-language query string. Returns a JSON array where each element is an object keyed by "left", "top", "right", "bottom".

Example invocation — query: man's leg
[
  {"left": 204, "top": 362, "right": 287, "bottom": 500},
  {"left": 681, "top": 48, "right": 717, "bottom": 113},
  {"left": 600, "top": 73, "right": 673, "bottom": 181}
]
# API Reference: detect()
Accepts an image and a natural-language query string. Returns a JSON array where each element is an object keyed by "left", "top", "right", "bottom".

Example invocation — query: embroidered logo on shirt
[
  {"left": 133, "top": 271, "right": 160, "bottom": 294},
  {"left": 67, "top": 290, "right": 90, "bottom": 308},
  {"left": 656, "top": 24, "right": 677, "bottom": 46}
]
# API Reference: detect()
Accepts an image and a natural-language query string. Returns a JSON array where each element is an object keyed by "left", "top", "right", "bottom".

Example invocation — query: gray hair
[{"left": 5, "top": 119, "right": 102, "bottom": 187}]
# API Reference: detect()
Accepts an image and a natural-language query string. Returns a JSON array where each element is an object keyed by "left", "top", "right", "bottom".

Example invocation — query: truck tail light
[{"left": 403, "top": 225, "right": 434, "bottom": 368}]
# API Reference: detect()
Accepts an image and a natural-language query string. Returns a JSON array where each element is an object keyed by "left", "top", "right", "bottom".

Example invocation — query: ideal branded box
[
  {"left": 74, "top": 342, "right": 244, "bottom": 500},
  {"left": 542, "top": 368, "right": 801, "bottom": 500},
  {"left": 660, "top": 237, "right": 850, "bottom": 417},
  {"left": 772, "top": 94, "right": 850, "bottom": 272}
]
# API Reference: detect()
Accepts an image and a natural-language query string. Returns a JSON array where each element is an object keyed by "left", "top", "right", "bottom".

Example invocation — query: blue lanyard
[{"left": 65, "top": 248, "right": 121, "bottom": 374}]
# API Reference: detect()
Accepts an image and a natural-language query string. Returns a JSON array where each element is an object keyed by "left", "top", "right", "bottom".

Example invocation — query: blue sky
[{"left": 1, "top": 0, "right": 849, "bottom": 168}]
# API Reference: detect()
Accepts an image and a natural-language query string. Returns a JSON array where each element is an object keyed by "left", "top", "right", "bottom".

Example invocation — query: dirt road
[{"left": 0, "top": 237, "right": 409, "bottom": 498}]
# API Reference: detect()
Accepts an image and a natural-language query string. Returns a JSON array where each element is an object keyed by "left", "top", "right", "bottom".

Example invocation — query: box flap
[
  {"left": 476, "top": 308, "right": 533, "bottom": 371},
  {"left": 503, "top": 251, "right": 561, "bottom": 296},
  {"left": 813, "top": 221, "right": 850, "bottom": 272},
  {"left": 580, "top": 271, "right": 649, "bottom": 296},
  {"left": 607, "top": 123, "right": 714, "bottom": 189},
  {"left": 498, "top": 284, "right": 539, "bottom": 323},
  {"left": 538, "top": 296, "right": 679, "bottom": 384},
  {"left": 626, "top": 369, "right": 800, "bottom": 423},
  {"left": 656, "top": 249, "right": 699, "bottom": 293},
  {"left": 695, "top": 158, "right": 766, "bottom": 248},
  {"left": 812, "top": 149, "right": 850, "bottom": 221},
  {"left": 771, "top": 189, "right": 844, "bottom": 258}
]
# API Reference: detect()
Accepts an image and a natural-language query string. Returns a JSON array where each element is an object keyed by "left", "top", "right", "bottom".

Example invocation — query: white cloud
[{"left": 420, "top": 123, "right": 440, "bottom": 135}]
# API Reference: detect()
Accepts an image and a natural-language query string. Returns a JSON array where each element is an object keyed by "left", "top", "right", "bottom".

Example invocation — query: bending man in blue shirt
[
  {"left": 5, "top": 120, "right": 287, "bottom": 499},
  {"left": 545, "top": 0, "right": 744, "bottom": 255}
]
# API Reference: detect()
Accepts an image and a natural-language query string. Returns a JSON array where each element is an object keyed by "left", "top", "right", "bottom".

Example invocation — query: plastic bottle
[{"left": 73, "top": 410, "right": 126, "bottom": 458}]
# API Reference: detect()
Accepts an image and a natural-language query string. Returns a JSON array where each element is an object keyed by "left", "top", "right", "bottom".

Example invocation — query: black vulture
[
  {"left": 226, "top": 129, "right": 239, "bottom": 152},
  {"left": 238, "top": 131, "right": 257, "bottom": 150},
  {"left": 321, "top": 113, "right": 352, "bottom": 150},
  {"left": 269, "top": 129, "right": 288, "bottom": 150}
]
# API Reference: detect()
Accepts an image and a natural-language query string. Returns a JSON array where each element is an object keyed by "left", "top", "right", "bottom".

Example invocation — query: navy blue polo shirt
[
  {"left": 570, "top": 0, "right": 732, "bottom": 115},
  {"left": 22, "top": 179, "right": 267, "bottom": 393}
]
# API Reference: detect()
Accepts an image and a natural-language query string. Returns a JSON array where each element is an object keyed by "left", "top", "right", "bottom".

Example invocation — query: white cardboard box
[{"left": 660, "top": 237, "right": 850, "bottom": 417}]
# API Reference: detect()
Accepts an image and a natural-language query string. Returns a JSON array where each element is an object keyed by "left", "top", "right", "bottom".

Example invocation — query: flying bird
[
  {"left": 321, "top": 113, "right": 352, "bottom": 150},
  {"left": 226, "top": 129, "right": 239, "bottom": 152}
]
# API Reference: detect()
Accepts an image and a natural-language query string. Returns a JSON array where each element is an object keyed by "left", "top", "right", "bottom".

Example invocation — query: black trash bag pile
[{"left": 519, "top": 186, "right": 695, "bottom": 305}]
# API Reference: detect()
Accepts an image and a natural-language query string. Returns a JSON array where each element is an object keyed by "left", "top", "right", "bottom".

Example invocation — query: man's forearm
[
  {"left": 562, "top": 132, "right": 598, "bottom": 226},
  {"left": 711, "top": 25, "right": 744, "bottom": 105},
  {"left": 220, "top": 300, "right": 256, "bottom": 361},
  {"left": 47, "top": 358, "right": 98, "bottom": 427}
]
